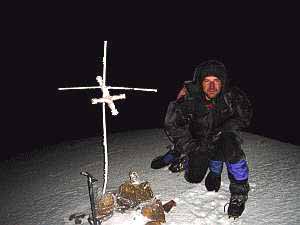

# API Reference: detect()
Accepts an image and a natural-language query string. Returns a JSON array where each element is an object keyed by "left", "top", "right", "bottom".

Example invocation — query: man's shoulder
[
  {"left": 224, "top": 86, "right": 249, "bottom": 100},
  {"left": 223, "top": 86, "right": 252, "bottom": 108}
]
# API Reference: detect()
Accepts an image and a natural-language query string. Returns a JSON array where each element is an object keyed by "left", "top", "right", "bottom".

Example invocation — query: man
[{"left": 151, "top": 60, "right": 253, "bottom": 218}]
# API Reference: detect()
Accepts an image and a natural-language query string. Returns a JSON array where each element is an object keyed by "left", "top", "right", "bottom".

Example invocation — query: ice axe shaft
[{"left": 81, "top": 171, "right": 101, "bottom": 225}]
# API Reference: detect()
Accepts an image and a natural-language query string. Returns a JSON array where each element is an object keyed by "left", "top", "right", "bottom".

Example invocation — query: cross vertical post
[{"left": 101, "top": 41, "right": 108, "bottom": 195}]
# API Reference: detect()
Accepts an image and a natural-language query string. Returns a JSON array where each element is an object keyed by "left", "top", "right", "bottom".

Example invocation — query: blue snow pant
[{"left": 184, "top": 131, "right": 249, "bottom": 194}]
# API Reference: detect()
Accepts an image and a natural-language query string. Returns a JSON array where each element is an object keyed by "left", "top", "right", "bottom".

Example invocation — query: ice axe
[{"left": 80, "top": 171, "right": 101, "bottom": 225}]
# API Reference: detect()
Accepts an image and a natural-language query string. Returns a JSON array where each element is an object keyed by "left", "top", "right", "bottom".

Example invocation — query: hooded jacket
[{"left": 164, "top": 60, "right": 253, "bottom": 153}]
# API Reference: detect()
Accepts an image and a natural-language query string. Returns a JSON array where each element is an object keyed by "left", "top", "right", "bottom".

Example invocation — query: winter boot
[
  {"left": 205, "top": 172, "right": 221, "bottom": 192},
  {"left": 226, "top": 182, "right": 250, "bottom": 219},
  {"left": 151, "top": 145, "right": 181, "bottom": 169},
  {"left": 227, "top": 193, "right": 248, "bottom": 219}
]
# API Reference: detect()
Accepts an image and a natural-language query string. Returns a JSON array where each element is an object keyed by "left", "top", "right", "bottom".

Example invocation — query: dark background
[{"left": 2, "top": 3, "right": 299, "bottom": 160}]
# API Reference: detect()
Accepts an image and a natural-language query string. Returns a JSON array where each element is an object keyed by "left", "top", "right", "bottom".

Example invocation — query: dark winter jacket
[{"left": 164, "top": 61, "right": 253, "bottom": 154}]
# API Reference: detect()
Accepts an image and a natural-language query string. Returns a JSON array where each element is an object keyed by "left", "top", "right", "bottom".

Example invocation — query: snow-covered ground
[{"left": 1, "top": 129, "right": 300, "bottom": 225}]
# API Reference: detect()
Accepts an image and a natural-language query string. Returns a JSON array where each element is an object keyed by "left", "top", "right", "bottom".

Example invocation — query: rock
[
  {"left": 69, "top": 213, "right": 86, "bottom": 225},
  {"left": 96, "top": 192, "right": 115, "bottom": 220},
  {"left": 162, "top": 200, "right": 176, "bottom": 213},
  {"left": 145, "top": 221, "right": 162, "bottom": 225},
  {"left": 117, "top": 180, "right": 154, "bottom": 208},
  {"left": 141, "top": 199, "right": 166, "bottom": 223},
  {"left": 129, "top": 171, "right": 140, "bottom": 184}
]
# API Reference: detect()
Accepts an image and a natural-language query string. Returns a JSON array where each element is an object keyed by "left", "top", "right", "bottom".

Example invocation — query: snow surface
[{"left": 1, "top": 129, "right": 300, "bottom": 225}]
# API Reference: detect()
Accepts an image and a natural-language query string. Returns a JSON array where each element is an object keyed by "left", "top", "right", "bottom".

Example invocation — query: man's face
[{"left": 201, "top": 75, "right": 222, "bottom": 100}]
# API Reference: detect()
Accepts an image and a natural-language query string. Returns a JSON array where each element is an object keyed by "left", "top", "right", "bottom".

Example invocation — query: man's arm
[
  {"left": 164, "top": 100, "right": 194, "bottom": 154},
  {"left": 176, "top": 80, "right": 203, "bottom": 100}
]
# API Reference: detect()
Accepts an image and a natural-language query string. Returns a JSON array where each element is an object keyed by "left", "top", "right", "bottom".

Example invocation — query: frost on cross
[{"left": 91, "top": 76, "right": 126, "bottom": 116}]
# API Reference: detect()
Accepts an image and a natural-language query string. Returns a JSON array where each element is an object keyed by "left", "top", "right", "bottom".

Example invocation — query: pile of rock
[{"left": 96, "top": 171, "right": 176, "bottom": 225}]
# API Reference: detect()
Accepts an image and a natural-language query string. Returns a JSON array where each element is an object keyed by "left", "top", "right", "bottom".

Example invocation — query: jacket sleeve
[
  {"left": 215, "top": 87, "right": 253, "bottom": 132},
  {"left": 164, "top": 100, "right": 193, "bottom": 153}
]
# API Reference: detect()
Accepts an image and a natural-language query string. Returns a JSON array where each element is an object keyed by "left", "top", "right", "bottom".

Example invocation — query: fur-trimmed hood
[{"left": 184, "top": 60, "right": 228, "bottom": 99}]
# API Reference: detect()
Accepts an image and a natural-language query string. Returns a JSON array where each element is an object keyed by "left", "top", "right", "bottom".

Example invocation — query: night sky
[{"left": 2, "top": 4, "right": 300, "bottom": 160}]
